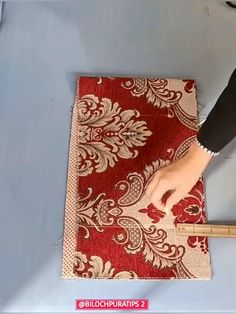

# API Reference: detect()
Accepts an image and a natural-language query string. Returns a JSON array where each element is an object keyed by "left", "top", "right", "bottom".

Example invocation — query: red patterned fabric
[{"left": 62, "top": 77, "right": 211, "bottom": 280}]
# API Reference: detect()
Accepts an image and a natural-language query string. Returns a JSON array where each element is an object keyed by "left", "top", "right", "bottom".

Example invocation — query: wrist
[{"left": 186, "top": 142, "right": 212, "bottom": 172}]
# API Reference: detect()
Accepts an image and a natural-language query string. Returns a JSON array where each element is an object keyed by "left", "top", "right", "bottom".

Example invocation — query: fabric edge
[{"left": 61, "top": 89, "right": 79, "bottom": 279}]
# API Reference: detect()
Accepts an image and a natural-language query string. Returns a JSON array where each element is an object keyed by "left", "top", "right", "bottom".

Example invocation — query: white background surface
[{"left": 0, "top": 1, "right": 236, "bottom": 312}]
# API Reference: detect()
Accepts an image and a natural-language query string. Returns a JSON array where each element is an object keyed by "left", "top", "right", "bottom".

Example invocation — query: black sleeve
[{"left": 197, "top": 68, "right": 236, "bottom": 153}]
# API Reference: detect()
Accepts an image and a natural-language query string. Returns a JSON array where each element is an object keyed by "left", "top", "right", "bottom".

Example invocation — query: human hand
[{"left": 145, "top": 142, "right": 213, "bottom": 213}]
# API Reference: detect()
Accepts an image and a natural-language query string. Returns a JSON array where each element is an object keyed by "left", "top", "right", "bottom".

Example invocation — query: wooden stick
[{"left": 176, "top": 223, "right": 236, "bottom": 238}]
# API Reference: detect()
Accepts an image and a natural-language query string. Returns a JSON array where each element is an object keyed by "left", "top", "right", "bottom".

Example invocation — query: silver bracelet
[{"left": 195, "top": 139, "right": 220, "bottom": 157}]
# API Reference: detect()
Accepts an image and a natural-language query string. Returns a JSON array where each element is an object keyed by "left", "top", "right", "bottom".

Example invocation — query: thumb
[{"left": 164, "top": 192, "right": 182, "bottom": 214}]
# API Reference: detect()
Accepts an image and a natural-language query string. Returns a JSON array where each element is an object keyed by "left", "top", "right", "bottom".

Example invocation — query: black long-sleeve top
[{"left": 197, "top": 68, "right": 236, "bottom": 153}]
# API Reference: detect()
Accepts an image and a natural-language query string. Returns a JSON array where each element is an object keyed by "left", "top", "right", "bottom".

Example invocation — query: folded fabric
[{"left": 62, "top": 76, "right": 211, "bottom": 280}]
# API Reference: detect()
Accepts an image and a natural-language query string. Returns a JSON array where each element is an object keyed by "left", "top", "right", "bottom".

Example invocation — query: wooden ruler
[{"left": 176, "top": 223, "right": 236, "bottom": 238}]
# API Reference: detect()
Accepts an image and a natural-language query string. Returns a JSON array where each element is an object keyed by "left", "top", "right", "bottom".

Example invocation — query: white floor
[{"left": 0, "top": 1, "right": 236, "bottom": 313}]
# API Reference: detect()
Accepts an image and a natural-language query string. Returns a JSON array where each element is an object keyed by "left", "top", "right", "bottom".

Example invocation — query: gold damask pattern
[
  {"left": 74, "top": 252, "right": 138, "bottom": 279},
  {"left": 62, "top": 77, "right": 211, "bottom": 280},
  {"left": 76, "top": 160, "right": 202, "bottom": 278},
  {"left": 77, "top": 95, "right": 152, "bottom": 176},
  {"left": 121, "top": 78, "right": 198, "bottom": 130}
]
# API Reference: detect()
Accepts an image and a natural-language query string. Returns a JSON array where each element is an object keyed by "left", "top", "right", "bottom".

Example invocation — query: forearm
[{"left": 197, "top": 69, "right": 236, "bottom": 153}]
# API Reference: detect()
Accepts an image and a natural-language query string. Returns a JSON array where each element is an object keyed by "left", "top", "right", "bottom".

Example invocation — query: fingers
[
  {"left": 145, "top": 172, "right": 160, "bottom": 196},
  {"left": 165, "top": 191, "right": 184, "bottom": 212},
  {"left": 150, "top": 183, "right": 168, "bottom": 208},
  {"left": 156, "top": 200, "right": 166, "bottom": 211},
  {"left": 145, "top": 170, "right": 182, "bottom": 214}
]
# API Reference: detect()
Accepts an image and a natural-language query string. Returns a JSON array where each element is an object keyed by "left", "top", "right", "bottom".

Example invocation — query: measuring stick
[{"left": 176, "top": 223, "right": 236, "bottom": 238}]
